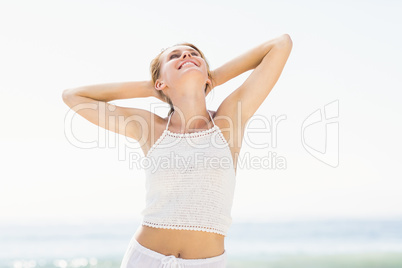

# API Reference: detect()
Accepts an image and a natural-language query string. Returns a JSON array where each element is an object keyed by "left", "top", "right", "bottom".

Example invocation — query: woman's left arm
[{"left": 211, "top": 34, "right": 293, "bottom": 121}]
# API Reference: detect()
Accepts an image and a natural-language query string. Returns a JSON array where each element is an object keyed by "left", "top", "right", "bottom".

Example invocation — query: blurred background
[{"left": 1, "top": 0, "right": 401, "bottom": 267}]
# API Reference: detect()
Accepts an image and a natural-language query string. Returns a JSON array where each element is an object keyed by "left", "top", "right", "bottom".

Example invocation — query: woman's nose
[{"left": 181, "top": 51, "right": 192, "bottom": 59}]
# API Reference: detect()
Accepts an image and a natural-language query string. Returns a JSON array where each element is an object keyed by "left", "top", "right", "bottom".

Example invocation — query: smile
[{"left": 179, "top": 61, "right": 198, "bottom": 69}]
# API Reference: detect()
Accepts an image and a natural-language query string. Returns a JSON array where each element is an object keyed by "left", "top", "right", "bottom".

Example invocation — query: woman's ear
[
  {"left": 206, "top": 78, "right": 212, "bottom": 87},
  {"left": 206, "top": 78, "right": 214, "bottom": 91},
  {"left": 155, "top": 80, "right": 167, "bottom": 91},
  {"left": 205, "top": 78, "right": 213, "bottom": 97}
]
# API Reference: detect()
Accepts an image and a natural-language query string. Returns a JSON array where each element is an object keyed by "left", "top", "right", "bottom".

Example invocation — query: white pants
[{"left": 120, "top": 235, "right": 227, "bottom": 268}]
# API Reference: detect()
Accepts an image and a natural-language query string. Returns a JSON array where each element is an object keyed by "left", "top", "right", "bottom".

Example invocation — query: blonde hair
[{"left": 150, "top": 43, "right": 214, "bottom": 116}]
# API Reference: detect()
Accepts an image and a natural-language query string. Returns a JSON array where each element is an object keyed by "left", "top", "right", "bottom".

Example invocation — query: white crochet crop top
[{"left": 140, "top": 110, "right": 236, "bottom": 236}]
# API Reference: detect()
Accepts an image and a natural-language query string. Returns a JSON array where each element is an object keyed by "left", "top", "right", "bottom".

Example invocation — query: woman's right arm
[
  {"left": 62, "top": 80, "right": 162, "bottom": 142},
  {"left": 64, "top": 80, "right": 161, "bottom": 102}
]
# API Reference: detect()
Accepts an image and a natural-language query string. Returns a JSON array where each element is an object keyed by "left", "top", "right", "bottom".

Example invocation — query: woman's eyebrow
[{"left": 167, "top": 48, "right": 198, "bottom": 56}]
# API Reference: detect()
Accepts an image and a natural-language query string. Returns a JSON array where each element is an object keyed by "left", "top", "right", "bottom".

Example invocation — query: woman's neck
[{"left": 170, "top": 104, "right": 212, "bottom": 132}]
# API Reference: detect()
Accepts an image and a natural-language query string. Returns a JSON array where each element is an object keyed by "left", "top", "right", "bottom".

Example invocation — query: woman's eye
[{"left": 169, "top": 52, "right": 199, "bottom": 60}]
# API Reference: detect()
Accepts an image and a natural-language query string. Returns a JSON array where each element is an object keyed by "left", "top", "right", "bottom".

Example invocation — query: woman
[{"left": 62, "top": 34, "right": 292, "bottom": 267}]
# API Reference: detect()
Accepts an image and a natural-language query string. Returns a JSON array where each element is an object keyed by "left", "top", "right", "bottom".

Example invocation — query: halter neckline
[{"left": 165, "top": 110, "right": 216, "bottom": 135}]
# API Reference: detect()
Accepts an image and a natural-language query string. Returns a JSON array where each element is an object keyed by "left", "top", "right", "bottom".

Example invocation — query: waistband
[{"left": 131, "top": 237, "right": 227, "bottom": 265}]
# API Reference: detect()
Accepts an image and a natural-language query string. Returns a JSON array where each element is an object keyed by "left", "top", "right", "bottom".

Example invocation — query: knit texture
[{"left": 141, "top": 111, "right": 236, "bottom": 236}]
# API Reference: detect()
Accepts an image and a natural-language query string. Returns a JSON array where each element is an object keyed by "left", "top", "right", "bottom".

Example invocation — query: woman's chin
[{"left": 178, "top": 69, "right": 207, "bottom": 80}]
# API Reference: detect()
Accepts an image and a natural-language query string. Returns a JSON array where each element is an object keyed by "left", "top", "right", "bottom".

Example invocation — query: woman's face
[{"left": 157, "top": 45, "right": 210, "bottom": 92}]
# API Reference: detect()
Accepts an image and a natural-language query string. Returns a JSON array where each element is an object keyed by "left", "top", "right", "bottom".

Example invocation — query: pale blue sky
[{"left": 0, "top": 0, "right": 401, "bottom": 224}]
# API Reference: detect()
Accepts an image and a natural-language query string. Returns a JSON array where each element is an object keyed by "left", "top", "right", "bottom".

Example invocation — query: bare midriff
[{"left": 133, "top": 225, "right": 225, "bottom": 259}]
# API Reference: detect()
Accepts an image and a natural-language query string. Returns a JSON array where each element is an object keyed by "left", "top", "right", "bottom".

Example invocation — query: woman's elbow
[
  {"left": 62, "top": 88, "right": 78, "bottom": 106},
  {"left": 280, "top": 34, "right": 293, "bottom": 47}
]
